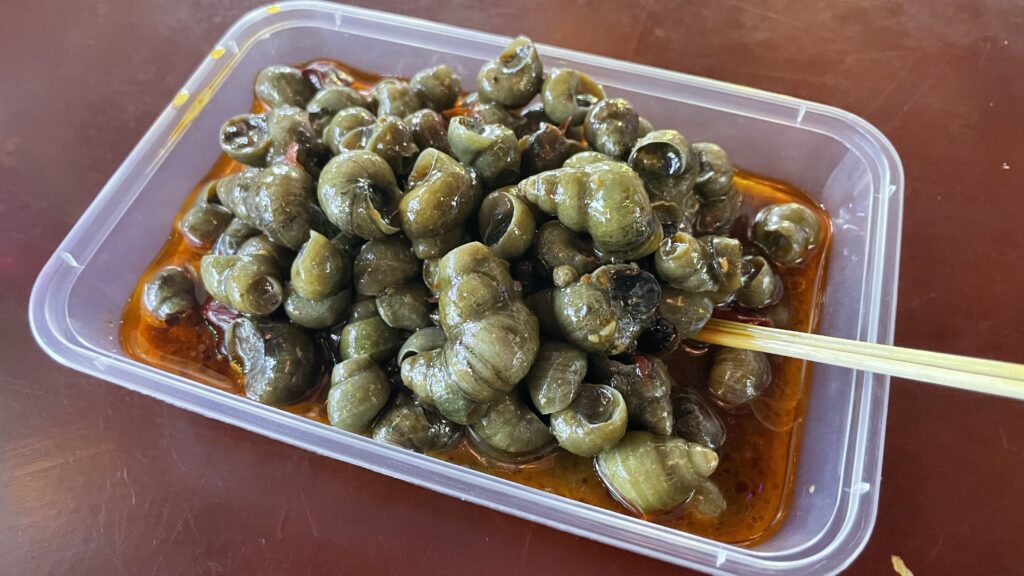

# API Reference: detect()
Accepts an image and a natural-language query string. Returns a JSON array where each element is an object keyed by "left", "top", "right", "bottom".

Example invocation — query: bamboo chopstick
[{"left": 694, "top": 318, "right": 1024, "bottom": 400}]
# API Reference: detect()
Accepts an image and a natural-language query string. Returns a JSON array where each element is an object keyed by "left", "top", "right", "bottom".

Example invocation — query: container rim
[{"left": 29, "top": 2, "right": 903, "bottom": 574}]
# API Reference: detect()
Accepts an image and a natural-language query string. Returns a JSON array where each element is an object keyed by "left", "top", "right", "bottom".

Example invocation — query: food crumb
[
  {"left": 891, "top": 555, "right": 914, "bottom": 576},
  {"left": 1002, "top": 162, "right": 1011, "bottom": 170},
  {"left": 808, "top": 484, "right": 815, "bottom": 494}
]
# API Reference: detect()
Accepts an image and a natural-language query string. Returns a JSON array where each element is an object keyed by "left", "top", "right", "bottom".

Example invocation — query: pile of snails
[{"left": 141, "top": 36, "right": 823, "bottom": 519}]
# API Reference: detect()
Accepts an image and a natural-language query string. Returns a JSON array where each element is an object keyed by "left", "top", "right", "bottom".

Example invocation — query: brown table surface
[{"left": 3, "top": 1, "right": 1023, "bottom": 574}]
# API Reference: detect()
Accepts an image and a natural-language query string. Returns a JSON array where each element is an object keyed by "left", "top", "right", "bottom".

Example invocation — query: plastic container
[{"left": 29, "top": 3, "right": 903, "bottom": 574}]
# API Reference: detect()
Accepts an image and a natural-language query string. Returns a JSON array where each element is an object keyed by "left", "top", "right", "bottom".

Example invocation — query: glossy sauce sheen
[{"left": 120, "top": 60, "right": 832, "bottom": 546}]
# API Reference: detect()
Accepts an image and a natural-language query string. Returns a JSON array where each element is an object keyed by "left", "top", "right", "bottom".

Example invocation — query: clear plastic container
[{"left": 28, "top": 3, "right": 903, "bottom": 574}]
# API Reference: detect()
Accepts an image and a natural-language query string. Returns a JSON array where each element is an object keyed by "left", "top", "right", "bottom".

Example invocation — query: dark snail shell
[
  {"left": 219, "top": 107, "right": 326, "bottom": 175},
  {"left": 515, "top": 102, "right": 550, "bottom": 138},
  {"left": 200, "top": 253, "right": 283, "bottom": 316},
  {"left": 654, "top": 231, "right": 717, "bottom": 293},
  {"left": 338, "top": 114, "right": 420, "bottom": 177},
  {"left": 376, "top": 282, "right": 433, "bottom": 331},
  {"left": 371, "top": 392, "right": 462, "bottom": 453},
  {"left": 307, "top": 86, "right": 373, "bottom": 135},
  {"left": 212, "top": 218, "right": 260, "bottom": 256},
  {"left": 672, "top": 385, "right": 726, "bottom": 451},
  {"left": 694, "top": 185, "right": 741, "bottom": 236},
  {"left": 552, "top": 264, "right": 661, "bottom": 355},
  {"left": 353, "top": 236, "right": 421, "bottom": 296},
  {"left": 691, "top": 142, "right": 734, "bottom": 202},
  {"left": 404, "top": 109, "right": 452, "bottom": 155},
  {"left": 607, "top": 356, "right": 675, "bottom": 437},
  {"left": 142, "top": 267, "right": 195, "bottom": 323},
  {"left": 518, "top": 124, "right": 585, "bottom": 177},
  {"left": 411, "top": 65, "right": 462, "bottom": 111},
  {"left": 470, "top": 102, "right": 527, "bottom": 133},
  {"left": 534, "top": 221, "right": 601, "bottom": 287},
  {"left": 317, "top": 150, "right": 403, "bottom": 240},
  {"left": 255, "top": 65, "right": 316, "bottom": 109},
  {"left": 751, "top": 202, "right": 823, "bottom": 265},
  {"left": 178, "top": 182, "right": 233, "bottom": 248},
  {"left": 371, "top": 78, "right": 421, "bottom": 119},
  {"left": 735, "top": 255, "right": 782, "bottom": 310},
  {"left": 322, "top": 106, "right": 377, "bottom": 154},
  {"left": 583, "top": 98, "right": 640, "bottom": 159},
  {"left": 542, "top": 68, "right": 606, "bottom": 126},
  {"left": 216, "top": 163, "right": 314, "bottom": 251},
  {"left": 476, "top": 36, "right": 544, "bottom": 108},
  {"left": 657, "top": 287, "right": 714, "bottom": 340},
  {"left": 236, "top": 234, "right": 293, "bottom": 272},
  {"left": 627, "top": 129, "right": 699, "bottom": 220},
  {"left": 448, "top": 117, "right": 522, "bottom": 188},
  {"left": 283, "top": 286, "right": 351, "bottom": 330},
  {"left": 224, "top": 318, "right": 321, "bottom": 407},
  {"left": 700, "top": 235, "right": 743, "bottom": 305},
  {"left": 401, "top": 347, "right": 487, "bottom": 426},
  {"left": 399, "top": 148, "right": 477, "bottom": 259}
]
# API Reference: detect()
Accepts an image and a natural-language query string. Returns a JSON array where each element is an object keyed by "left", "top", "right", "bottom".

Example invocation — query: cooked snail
[
  {"left": 707, "top": 347, "right": 772, "bottom": 408},
  {"left": 372, "top": 393, "right": 461, "bottom": 453},
  {"left": 607, "top": 356, "right": 675, "bottom": 436},
  {"left": 552, "top": 264, "right": 661, "bottom": 355},
  {"left": 525, "top": 340, "right": 588, "bottom": 414},
  {"left": 327, "top": 356, "right": 391, "bottom": 433},
  {"left": 596, "top": 431, "right": 718, "bottom": 517},
  {"left": 477, "top": 36, "right": 544, "bottom": 108},
  {"left": 225, "top": 318, "right": 321, "bottom": 406},
  {"left": 550, "top": 383, "right": 628, "bottom": 457},
  {"left": 516, "top": 160, "right": 663, "bottom": 260},
  {"left": 752, "top": 202, "right": 822, "bottom": 265}
]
